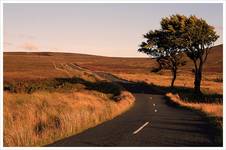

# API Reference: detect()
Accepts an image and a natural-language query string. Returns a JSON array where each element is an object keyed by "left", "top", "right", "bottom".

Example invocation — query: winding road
[{"left": 47, "top": 72, "right": 216, "bottom": 146}]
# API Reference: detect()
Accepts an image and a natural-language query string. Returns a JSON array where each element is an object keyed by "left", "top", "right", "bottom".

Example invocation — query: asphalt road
[{"left": 47, "top": 93, "right": 215, "bottom": 147}]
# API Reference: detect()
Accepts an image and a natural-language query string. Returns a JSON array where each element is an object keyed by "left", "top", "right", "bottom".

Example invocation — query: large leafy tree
[
  {"left": 182, "top": 16, "right": 219, "bottom": 94},
  {"left": 139, "top": 14, "right": 219, "bottom": 93},
  {"left": 138, "top": 15, "right": 186, "bottom": 87}
]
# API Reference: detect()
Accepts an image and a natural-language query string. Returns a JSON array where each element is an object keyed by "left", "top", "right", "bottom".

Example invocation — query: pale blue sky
[{"left": 4, "top": 3, "right": 223, "bottom": 57}]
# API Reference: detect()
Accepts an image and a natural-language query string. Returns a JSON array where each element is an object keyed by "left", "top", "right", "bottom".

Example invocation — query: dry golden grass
[
  {"left": 166, "top": 93, "right": 222, "bottom": 126},
  {"left": 4, "top": 90, "right": 135, "bottom": 146},
  {"left": 166, "top": 93, "right": 222, "bottom": 117},
  {"left": 4, "top": 44, "right": 222, "bottom": 82},
  {"left": 3, "top": 52, "right": 153, "bottom": 82},
  {"left": 3, "top": 45, "right": 222, "bottom": 146},
  {"left": 3, "top": 53, "right": 136, "bottom": 146},
  {"left": 115, "top": 72, "right": 223, "bottom": 95}
]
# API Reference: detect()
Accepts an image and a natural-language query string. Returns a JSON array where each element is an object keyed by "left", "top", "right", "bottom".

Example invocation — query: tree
[
  {"left": 182, "top": 16, "right": 219, "bottom": 94},
  {"left": 138, "top": 16, "right": 186, "bottom": 88},
  {"left": 140, "top": 14, "right": 219, "bottom": 93}
]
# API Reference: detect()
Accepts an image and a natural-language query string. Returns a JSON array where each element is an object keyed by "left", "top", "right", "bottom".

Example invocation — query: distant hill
[
  {"left": 203, "top": 44, "right": 223, "bottom": 72},
  {"left": 4, "top": 44, "right": 222, "bottom": 81},
  {"left": 179, "top": 44, "right": 223, "bottom": 73}
]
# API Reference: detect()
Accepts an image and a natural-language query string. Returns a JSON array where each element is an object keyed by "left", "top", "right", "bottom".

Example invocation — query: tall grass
[
  {"left": 115, "top": 72, "right": 223, "bottom": 95},
  {"left": 166, "top": 92, "right": 223, "bottom": 145},
  {"left": 4, "top": 90, "right": 135, "bottom": 146},
  {"left": 4, "top": 77, "right": 122, "bottom": 96},
  {"left": 166, "top": 93, "right": 222, "bottom": 125}
]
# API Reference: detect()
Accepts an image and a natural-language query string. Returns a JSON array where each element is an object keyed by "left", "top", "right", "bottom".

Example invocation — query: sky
[{"left": 4, "top": 3, "right": 223, "bottom": 57}]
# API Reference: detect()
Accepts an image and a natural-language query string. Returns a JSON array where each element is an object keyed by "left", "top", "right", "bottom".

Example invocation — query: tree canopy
[{"left": 138, "top": 14, "right": 219, "bottom": 92}]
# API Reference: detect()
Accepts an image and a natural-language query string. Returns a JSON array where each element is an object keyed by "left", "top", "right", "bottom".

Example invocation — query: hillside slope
[{"left": 4, "top": 44, "right": 222, "bottom": 82}]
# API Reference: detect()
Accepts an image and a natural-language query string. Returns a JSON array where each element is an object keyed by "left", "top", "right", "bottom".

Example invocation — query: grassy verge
[
  {"left": 4, "top": 77, "right": 122, "bottom": 97},
  {"left": 166, "top": 92, "right": 222, "bottom": 145},
  {"left": 115, "top": 72, "right": 223, "bottom": 95},
  {"left": 4, "top": 90, "right": 135, "bottom": 146},
  {"left": 4, "top": 63, "right": 135, "bottom": 146}
]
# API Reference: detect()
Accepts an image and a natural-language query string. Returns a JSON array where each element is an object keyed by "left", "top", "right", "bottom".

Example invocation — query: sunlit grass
[
  {"left": 4, "top": 90, "right": 135, "bottom": 146},
  {"left": 166, "top": 93, "right": 222, "bottom": 119},
  {"left": 115, "top": 72, "right": 223, "bottom": 95}
]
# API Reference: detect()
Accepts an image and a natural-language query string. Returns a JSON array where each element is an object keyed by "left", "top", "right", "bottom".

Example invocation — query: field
[
  {"left": 4, "top": 45, "right": 222, "bottom": 82},
  {"left": 4, "top": 90, "right": 134, "bottom": 146},
  {"left": 3, "top": 57, "right": 135, "bottom": 146},
  {"left": 3, "top": 44, "right": 223, "bottom": 146}
]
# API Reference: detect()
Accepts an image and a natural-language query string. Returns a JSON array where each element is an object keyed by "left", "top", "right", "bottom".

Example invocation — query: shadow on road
[{"left": 106, "top": 74, "right": 223, "bottom": 104}]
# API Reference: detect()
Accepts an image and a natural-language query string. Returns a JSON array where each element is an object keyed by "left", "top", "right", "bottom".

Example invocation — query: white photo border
[{"left": 0, "top": 0, "right": 225, "bottom": 150}]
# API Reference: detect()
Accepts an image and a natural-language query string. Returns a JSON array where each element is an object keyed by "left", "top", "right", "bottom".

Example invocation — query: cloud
[
  {"left": 19, "top": 34, "right": 36, "bottom": 40},
  {"left": 51, "top": 47, "right": 63, "bottom": 52},
  {"left": 4, "top": 42, "right": 14, "bottom": 46},
  {"left": 20, "top": 42, "right": 39, "bottom": 51}
]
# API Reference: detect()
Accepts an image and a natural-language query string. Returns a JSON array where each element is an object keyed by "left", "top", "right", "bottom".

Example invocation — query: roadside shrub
[
  {"left": 4, "top": 77, "right": 123, "bottom": 97},
  {"left": 87, "top": 81, "right": 122, "bottom": 97},
  {"left": 150, "top": 67, "right": 161, "bottom": 73},
  {"left": 34, "top": 121, "right": 47, "bottom": 136},
  {"left": 4, "top": 84, "right": 15, "bottom": 92}
]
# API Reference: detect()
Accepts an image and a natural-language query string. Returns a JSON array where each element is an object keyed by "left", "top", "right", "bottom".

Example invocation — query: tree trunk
[
  {"left": 157, "top": 58, "right": 163, "bottom": 71},
  {"left": 171, "top": 69, "right": 177, "bottom": 88},
  {"left": 194, "top": 60, "right": 203, "bottom": 94},
  {"left": 194, "top": 70, "right": 202, "bottom": 94}
]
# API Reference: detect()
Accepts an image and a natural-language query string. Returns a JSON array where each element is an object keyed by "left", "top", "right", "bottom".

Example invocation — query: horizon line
[{"left": 3, "top": 43, "right": 223, "bottom": 58}]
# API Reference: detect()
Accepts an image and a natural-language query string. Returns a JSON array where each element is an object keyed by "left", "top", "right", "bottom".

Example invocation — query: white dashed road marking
[
  {"left": 154, "top": 109, "right": 158, "bottom": 112},
  {"left": 153, "top": 103, "right": 156, "bottom": 106},
  {"left": 133, "top": 122, "right": 149, "bottom": 135}
]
